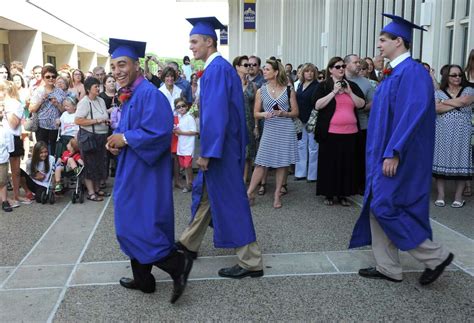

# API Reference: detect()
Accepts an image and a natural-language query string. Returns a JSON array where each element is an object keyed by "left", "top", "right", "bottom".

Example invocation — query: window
[
  {"left": 450, "top": 0, "right": 456, "bottom": 20},
  {"left": 448, "top": 27, "right": 454, "bottom": 63},
  {"left": 466, "top": 0, "right": 471, "bottom": 17},
  {"left": 461, "top": 25, "right": 469, "bottom": 66},
  {"left": 47, "top": 55, "right": 56, "bottom": 67}
]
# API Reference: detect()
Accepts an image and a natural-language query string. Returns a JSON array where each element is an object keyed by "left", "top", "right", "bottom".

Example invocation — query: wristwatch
[{"left": 122, "top": 133, "right": 128, "bottom": 145}]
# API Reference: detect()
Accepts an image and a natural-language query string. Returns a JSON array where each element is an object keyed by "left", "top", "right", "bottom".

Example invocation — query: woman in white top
[
  {"left": 0, "top": 81, "right": 31, "bottom": 206},
  {"left": 75, "top": 77, "right": 110, "bottom": 202},
  {"left": 20, "top": 141, "right": 55, "bottom": 203},
  {"left": 159, "top": 67, "right": 183, "bottom": 112}
]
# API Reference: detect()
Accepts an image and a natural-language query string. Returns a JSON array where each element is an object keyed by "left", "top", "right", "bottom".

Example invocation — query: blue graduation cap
[
  {"left": 186, "top": 16, "right": 226, "bottom": 40},
  {"left": 108, "top": 38, "right": 146, "bottom": 61},
  {"left": 381, "top": 14, "right": 426, "bottom": 43}
]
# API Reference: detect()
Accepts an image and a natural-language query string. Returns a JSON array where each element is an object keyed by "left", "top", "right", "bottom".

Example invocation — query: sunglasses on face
[
  {"left": 249, "top": 63, "right": 258, "bottom": 67},
  {"left": 332, "top": 64, "right": 347, "bottom": 70},
  {"left": 175, "top": 104, "right": 187, "bottom": 109},
  {"left": 449, "top": 74, "right": 463, "bottom": 78},
  {"left": 318, "top": 76, "right": 324, "bottom": 80},
  {"left": 44, "top": 75, "right": 56, "bottom": 79},
  {"left": 240, "top": 63, "right": 250, "bottom": 68}
]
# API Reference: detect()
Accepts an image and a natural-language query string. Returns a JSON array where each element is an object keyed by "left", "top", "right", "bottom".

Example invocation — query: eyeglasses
[
  {"left": 448, "top": 73, "right": 463, "bottom": 78},
  {"left": 175, "top": 104, "right": 187, "bottom": 109},
  {"left": 332, "top": 64, "right": 346, "bottom": 70},
  {"left": 44, "top": 75, "right": 56, "bottom": 79},
  {"left": 241, "top": 63, "right": 250, "bottom": 68},
  {"left": 249, "top": 63, "right": 258, "bottom": 67}
]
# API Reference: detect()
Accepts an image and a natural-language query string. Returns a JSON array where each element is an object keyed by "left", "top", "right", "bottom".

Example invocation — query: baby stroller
[
  {"left": 39, "top": 164, "right": 56, "bottom": 204},
  {"left": 69, "top": 166, "right": 85, "bottom": 204}
]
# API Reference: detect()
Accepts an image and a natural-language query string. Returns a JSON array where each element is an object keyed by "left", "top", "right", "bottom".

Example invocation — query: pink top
[{"left": 328, "top": 93, "right": 358, "bottom": 134}]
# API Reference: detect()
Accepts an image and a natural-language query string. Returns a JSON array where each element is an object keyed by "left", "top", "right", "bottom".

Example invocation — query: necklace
[
  {"left": 447, "top": 87, "right": 460, "bottom": 97},
  {"left": 268, "top": 84, "right": 277, "bottom": 94}
]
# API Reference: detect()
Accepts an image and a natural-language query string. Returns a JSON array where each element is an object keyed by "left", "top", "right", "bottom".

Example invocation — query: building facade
[
  {"left": 1, "top": 0, "right": 109, "bottom": 74},
  {"left": 227, "top": 0, "right": 473, "bottom": 73}
]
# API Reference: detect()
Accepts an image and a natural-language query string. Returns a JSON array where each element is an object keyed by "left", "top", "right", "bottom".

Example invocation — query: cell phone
[{"left": 272, "top": 103, "right": 280, "bottom": 110}]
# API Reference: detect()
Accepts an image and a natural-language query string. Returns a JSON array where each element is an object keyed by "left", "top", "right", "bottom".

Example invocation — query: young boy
[{"left": 173, "top": 98, "right": 198, "bottom": 192}]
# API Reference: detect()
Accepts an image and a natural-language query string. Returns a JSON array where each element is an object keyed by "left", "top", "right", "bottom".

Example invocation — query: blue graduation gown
[
  {"left": 191, "top": 55, "right": 257, "bottom": 248},
  {"left": 114, "top": 79, "right": 175, "bottom": 264},
  {"left": 349, "top": 57, "right": 435, "bottom": 251}
]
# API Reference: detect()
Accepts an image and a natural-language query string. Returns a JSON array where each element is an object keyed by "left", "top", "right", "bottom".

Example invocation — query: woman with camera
[
  {"left": 313, "top": 56, "right": 365, "bottom": 206},
  {"left": 75, "top": 77, "right": 110, "bottom": 202},
  {"left": 29, "top": 65, "right": 66, "bottom": 155}
]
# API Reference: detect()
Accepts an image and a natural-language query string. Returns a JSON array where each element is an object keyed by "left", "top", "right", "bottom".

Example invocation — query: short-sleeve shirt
[
  {"left": 75, "top": 96, "right": 109, "bottom": 134},
  {"left": 25, "top": 155, "right": 55, "bottom": 188},
  {"left": 60, "top": 111, "right": 79, "bottom": 137},
  {"left": 177, "top": 113, "right": 197, "bottom": 156},
  {"left": 2, "top": 98, "right": 23, "bottom": 136},
  {"left": 347, "top": 75, "right": 375, "bottom": 130},
  {"left": 30, "top": 87, "right": 65, "bottom": 130}
]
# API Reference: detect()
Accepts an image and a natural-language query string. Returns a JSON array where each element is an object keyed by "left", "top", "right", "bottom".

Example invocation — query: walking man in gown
[
  {"left": 176, "top": 17, "right": 264, "bottom": 278},
  {"left": 106, "top": 38, "right": 193, "bottom": 303},
  {"left": 349, "top": 15, "right": 454, "bottom": 285}
]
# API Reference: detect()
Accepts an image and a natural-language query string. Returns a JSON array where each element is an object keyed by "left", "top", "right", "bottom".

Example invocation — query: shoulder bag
[
  {"left": 287, "top": 86, "right": 303, "bottom": 140},
  {"left": 78, "top": 101, "right": 98, "bottom": 153}
]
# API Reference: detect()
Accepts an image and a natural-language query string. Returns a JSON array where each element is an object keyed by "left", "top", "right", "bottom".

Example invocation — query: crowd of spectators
[{"left": 0, "top": 48, "right": 472, "bottom": 211}]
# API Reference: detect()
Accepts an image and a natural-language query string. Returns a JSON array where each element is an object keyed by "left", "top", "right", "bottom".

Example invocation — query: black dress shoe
[
  {"left": 119, "top": 277, "right": 138, "bottom": 290},
  {"left": 119, "top": 277, "right": 155, "bottom": 293},
  {"left": 358, "top": 267, "right": 402, "bottom": 283},
  {"left": 419, "top": 253, "right": 454, "bottom": 286},
  {"left": 170, "top": 251, "right": 194, "bottom": 304},
  {"left": 218, "top": 264, "right": 264, "bottom": 279},
  {"left": 175, "top": 241, "right": 198, "bottom": 260}
]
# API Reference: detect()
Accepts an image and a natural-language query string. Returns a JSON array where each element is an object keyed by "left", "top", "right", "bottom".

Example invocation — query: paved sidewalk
[{"left": 0, "top": 177, "right": 473, "bottom": 322}]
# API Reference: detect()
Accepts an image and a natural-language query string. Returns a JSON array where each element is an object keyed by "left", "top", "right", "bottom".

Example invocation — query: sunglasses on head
[
  {"left": 448, "top": 73, "right": 463, "bottom": 77},
  {"left": 44, "top": 75, "right": 56, "bottom": 80},
  {"left": 332, "top": 64, "right": 346, "bottom": 70}
]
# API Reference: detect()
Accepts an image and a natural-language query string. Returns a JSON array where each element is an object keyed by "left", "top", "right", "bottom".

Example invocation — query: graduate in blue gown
[
  {"left": 176, "top": 17, "right": 264, "bottom": 279},
  {"left": 349, "top": 15, "right": 453, "bottom": 285},
  {"left": 106, "top": 38, "right": 193, "bottom": 303}
]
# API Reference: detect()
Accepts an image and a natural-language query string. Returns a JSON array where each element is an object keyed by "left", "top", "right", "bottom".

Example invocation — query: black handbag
[{"left": 78, "top": 102, "right": 98, "bottom": 152}]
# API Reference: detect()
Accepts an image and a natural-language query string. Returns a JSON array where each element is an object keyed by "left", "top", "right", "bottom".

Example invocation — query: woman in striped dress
[{"left": 247, "top": 60, "right": 299, "bottom": 209}]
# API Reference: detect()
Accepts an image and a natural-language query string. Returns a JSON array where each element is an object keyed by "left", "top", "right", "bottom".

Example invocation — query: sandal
[
  {"left": 463, "top": 186, "right": 472, "bottom": 197},
  {"left": 324, "top": 198, "right": 334, "bottom": 206},
  {"left": 339, "top": 197, "right": 351, "bottom": 207},
  {"left": 95, "top": 190, "right": 111, "bottom": 197},
  {"left": 257, "top": 183, "right": 266, "bottom": 196},
  {"left": 451, "top": 200, "right": 465, "bottom": 208},
  {"left": 87, "top": 193, "right": 104, "bottom": 202},
  {"left": 280, "top": 184, "right": 288, "bottom": 195},
  {"left": 434, "top": 200, "right": 445, "bottom": 207}
]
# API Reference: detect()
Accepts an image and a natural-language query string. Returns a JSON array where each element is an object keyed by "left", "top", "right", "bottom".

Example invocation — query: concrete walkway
[{"left": 0, "top": 178, "right": 473, "bottom": 322}]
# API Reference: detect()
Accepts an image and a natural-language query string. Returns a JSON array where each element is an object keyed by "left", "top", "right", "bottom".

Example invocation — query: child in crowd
[
  {"left": 55, "top": 94, "right": 79, "bottom": 158},
  {"left": 173, "top": 98, "right": 198, "bottom": 193},
  {"left": 54, "top": 138, "right": 83, "bottom": 192},
  {"left": 0, "top": 115, "right": 13, "bottom": 211},
  {"left": 20, "top": 141, "right": 55, "bottom": 203},
  {"left": 109, "top": 102, "right": 122, "bottom": 130}
]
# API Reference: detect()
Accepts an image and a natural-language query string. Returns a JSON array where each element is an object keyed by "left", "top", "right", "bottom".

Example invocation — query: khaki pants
[
  {"left": 179, "top": 186, "right": 263, "bottom": 271},
  {"left": 370, "top": 214, "right": 449, "bottom": 280}
]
